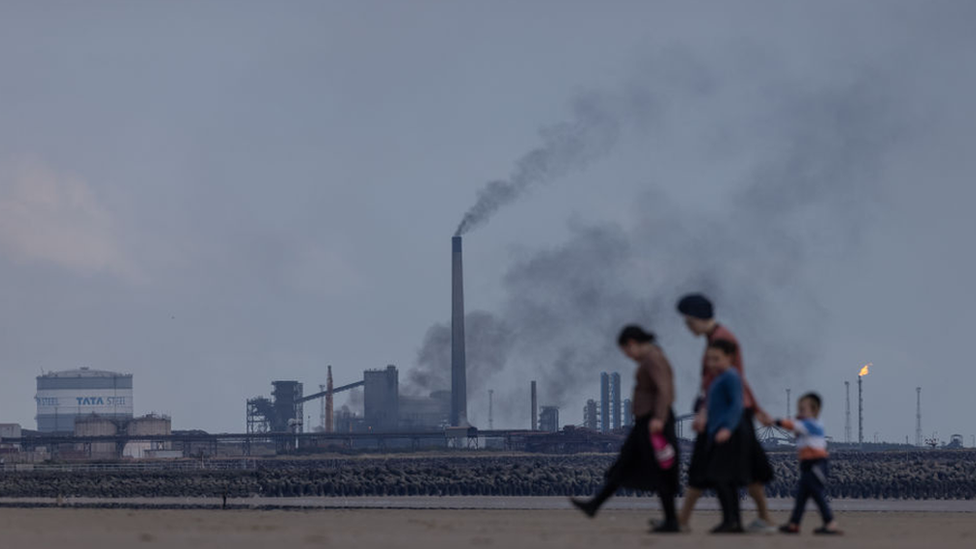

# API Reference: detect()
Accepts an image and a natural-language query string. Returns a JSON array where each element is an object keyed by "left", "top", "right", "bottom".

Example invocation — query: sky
[{"left": 1, "top": 1, "right": 975, "bottom": 445}]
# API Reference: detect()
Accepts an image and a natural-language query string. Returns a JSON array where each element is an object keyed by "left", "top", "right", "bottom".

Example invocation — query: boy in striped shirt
[{"left": 767, "top": 392, "right": 842, "bottom": 535}]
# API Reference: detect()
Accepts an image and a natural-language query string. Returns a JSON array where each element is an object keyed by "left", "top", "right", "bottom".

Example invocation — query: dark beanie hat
[{"left": 677, "top": 293, "right": 714, "bottom": 320}]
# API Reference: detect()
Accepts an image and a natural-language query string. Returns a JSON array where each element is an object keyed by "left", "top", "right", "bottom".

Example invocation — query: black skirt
[
  {"left": 703, "top": 414, "right": 753, "bottom": 486},
  {"left": 605, "top": 410, "right": 680, "bottom": 494}
]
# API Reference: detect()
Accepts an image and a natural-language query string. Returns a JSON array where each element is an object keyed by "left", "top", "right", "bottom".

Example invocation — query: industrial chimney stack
[
  {"left": 531, "top": 381, "right": 538, "bottom": 431},
  {"left": 451, "top": 236, "right": 468, "bottom": 426},
  {"left": 858, "top": 375, "right": 864, "bottom": 445}
]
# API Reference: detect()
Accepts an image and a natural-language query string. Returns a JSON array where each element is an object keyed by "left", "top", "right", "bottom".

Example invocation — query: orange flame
[{"left": 858, "top": 363, "right": 872, "bottom": 377}]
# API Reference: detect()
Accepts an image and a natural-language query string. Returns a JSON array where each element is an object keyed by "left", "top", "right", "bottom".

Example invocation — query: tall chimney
[
  {"left": 600, "top": 372, "right": 610, "bottom": 433},
  {"left": 611, "top": 373, "right": 621, "bottom": 430},
  {"left": 844, "top": 381, "right": 852, "bottom": 443},
  {"left": 858, "top": 375, "right": 863, "bottom": 445},
  {"left": 326, "top": 365, "right": 334, "bottom": 433},
  {"left": 451, "top": 236, "right": 468, "bottom": 426},
  {"left": 530, "top": 380, "right": 538, "bottom": 431}
]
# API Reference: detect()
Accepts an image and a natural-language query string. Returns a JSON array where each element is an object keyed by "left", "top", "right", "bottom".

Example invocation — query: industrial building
[
  {"left": 583, "top": 372, "right": 629, "bottom": 433},
  {"left": 364, "top": 366, "right": 399, "bottom": 431},
  {"left": 610, "top": 373, "right": 621, "bottom": 430},
  {"left": 583, "top": 399, "right": 598, "bottom": 430},
  {"left": 35, "top": 368, "right": 134, "bottom": 433},
  {"left": 539, "top": 406, "right": 559, "bottom": 432},
  {"left": 247, "top": 365, "right": 448, "bottom": 435}
]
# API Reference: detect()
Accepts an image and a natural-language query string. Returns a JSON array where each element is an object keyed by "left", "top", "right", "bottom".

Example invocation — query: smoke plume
[
  {"left": 422, "top": 49, "right": 906, "bottom": 428},
  {"left": 406, "top": 310, "right": 515, "bottom": 396},
  {"left": 454, "top": 94, "right": 622, "bottom": 236}
]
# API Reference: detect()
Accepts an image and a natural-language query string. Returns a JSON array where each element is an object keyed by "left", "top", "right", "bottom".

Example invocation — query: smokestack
[
  {"left": 915, "top": 387, "right": 922, "bottom": 447},
  {"left": 488, "top": 389, "right": 494, "bottom": 430},
  {"left": 451, "top": 236, "right": 468, "bottom": 426},
  {"left": 611, "top": 373, "right": 621, "bottom": 430},
  {"left": 531, "top": 381, "right": 538, "bottom": 430},
  {"left": 844, "top": 381, "right": 852, "bottom": 443},
  {"left": 600, "top": 372, "right": 610, "bottom": 433},
  {"left": 326, "top": 365, "right": 334, "bottom": 433},
  {"left": 858, "top": 375, "right": 863, "bottom": 445}
]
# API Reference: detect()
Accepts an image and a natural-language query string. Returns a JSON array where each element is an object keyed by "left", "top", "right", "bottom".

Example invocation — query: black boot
[
  {"left": 570, "top": 497, "right": 598, "bottom": 518},
  {"left": 651, "top": 492, "right": 680, "bottom": 533},
  {"left": 711, "top": 484, "right": 744, "bottom": 534},
  {"left": 570, "top": 481, "right": 617, "bottom": 519}
]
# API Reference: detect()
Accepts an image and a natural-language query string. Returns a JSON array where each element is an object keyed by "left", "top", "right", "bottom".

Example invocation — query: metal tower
[
  {"left": 319, "top": 384, "right": 326, "bottom": 431},
  {"left": 530, "top": 381, "right": 538, "bottom": 430},
  {"left": 786, "top": 388, "right": 791, "bottom": 417},
  {"left": 488, "top": 389, "right": 494, "bottom": 430},
  {"left": 611, "top": 373, "right": 622, "bottom": 430},
  {"left": 844, "top": 381, "right": 852, "bottom": 444},
  {"left": 915, "top": 387, "right": 922, "bottom": 447},
  {"left": 325, "top": 366, "right": 334, "bottom": 433},
  {"left": 600, "top": 373, "right": 610, "bottom": 433},
  {"left": 858, "top": 376, "right": 864, "bottom": 444}
]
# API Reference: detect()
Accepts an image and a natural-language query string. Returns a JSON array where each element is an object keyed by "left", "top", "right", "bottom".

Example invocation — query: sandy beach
[{"left": 0, "top": 501, "right": 973, "bottom": 549}]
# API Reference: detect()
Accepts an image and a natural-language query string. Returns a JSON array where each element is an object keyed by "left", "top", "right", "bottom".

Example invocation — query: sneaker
[
  {"left": 747, "top": 519, "right": 778, "bottom": 534},
  {"left": 814, "top": 526, "right": 843, "bottom": 535}
]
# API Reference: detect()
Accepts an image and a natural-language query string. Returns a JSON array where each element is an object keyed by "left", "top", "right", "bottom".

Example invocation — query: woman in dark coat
[{"left": 570, "top": 325, "right": 680, "bottom": 533}]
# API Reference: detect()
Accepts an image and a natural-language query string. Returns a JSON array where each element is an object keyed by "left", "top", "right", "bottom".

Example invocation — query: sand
[{"left": 0, "top": 504, "right": 973, "bottom": 549}]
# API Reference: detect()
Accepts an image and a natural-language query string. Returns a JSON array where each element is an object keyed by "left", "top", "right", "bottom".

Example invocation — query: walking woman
[{"left": 571, "top": 325, "right": 680, "bottom": 533}]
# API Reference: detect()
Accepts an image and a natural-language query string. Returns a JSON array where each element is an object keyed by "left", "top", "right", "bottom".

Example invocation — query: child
[
  {"left": 769, "top": 393, "right": 842, "bottom": 535},
  {"left": 702, "top": 339, "right": 749, "bottom": 533}
]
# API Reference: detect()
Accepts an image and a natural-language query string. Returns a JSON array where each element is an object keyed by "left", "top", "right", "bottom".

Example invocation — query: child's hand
[{"left": 715, "top": 428, "right": 732, "bottom": 443}]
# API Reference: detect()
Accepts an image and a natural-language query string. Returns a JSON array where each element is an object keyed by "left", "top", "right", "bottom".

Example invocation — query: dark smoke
[
  {"left": 406, "top": 310, "right": 515, "bottom": 396},
  {"left": 454, "top": 93, "right": 622, "bottom": 236},
  {"left": 421, "top": 50, "right": 905, "bottom": 428}
]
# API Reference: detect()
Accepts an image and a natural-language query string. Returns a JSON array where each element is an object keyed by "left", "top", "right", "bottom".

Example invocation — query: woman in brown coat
[{"left": 571, "top": 325, "right": 680, "bottom": 533}]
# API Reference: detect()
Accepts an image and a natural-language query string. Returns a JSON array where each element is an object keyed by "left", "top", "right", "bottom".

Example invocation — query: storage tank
[
  {"left": 74, "top": 414, "right": 119, "bottom": 459},
  {"left": 35, "top": 368, "right": 134, "bottom": 432},
  {"left": 124, "top": 414, "right": 172, "bottom": 459}
]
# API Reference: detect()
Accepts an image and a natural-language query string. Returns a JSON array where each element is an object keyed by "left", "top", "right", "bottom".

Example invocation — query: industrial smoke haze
[
  {"left": 416, "top": 48, "right": 905, "bottom": 428},
  {"left": 454, "top": 94, "right": 622, "bottom": 236}
]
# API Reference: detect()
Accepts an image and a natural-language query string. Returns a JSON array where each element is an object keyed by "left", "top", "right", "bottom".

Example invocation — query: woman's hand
[
  {"left": 715, "top": 428, "right": 732, "bottom": 444},
  {"left": 650, "top": 418, "right": 664, "bottom": 434},
  {"left": 692, "top": 410, "right": 707, "bottom": 433}
]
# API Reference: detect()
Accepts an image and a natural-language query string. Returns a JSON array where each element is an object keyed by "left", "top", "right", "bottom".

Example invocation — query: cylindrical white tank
[
  {"left": 74, "top": 415, "right": 119, "bottom": 459},
  {"left": 123, "top": 414, "right": 172, "bottom": 459},
  {"left": 35, "top": 368, "right": 134, "bottom": 433}
]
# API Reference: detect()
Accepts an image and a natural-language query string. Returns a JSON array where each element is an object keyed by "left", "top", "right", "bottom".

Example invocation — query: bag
[{"left": 651, "top": 432, "right": 675, "bottom": 470}]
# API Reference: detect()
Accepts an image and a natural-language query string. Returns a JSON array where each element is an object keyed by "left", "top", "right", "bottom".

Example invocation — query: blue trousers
[{"left": 789, "top": 459, "right": 834, "bottom": 525}]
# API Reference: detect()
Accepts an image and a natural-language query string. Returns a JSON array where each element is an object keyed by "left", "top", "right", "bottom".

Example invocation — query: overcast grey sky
[{"left": 1, "top": 1, "right": 974, "bottom": 444}]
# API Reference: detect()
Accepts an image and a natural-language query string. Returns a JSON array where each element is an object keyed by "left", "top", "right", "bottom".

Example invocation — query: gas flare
[{"left": 859, "top": 363, "right": 872, "bottom": 377}]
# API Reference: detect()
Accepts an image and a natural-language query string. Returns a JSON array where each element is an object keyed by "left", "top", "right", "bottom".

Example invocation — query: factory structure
[
  {"left": 246, "top": 365, "right": 451, "bottom": 434},
  {"left": 581, "top": 371, "right": 632, "bottom": 433},
  {"left": 35, "top": 368, "right": 134, "bottom": 432},
  {"left": 9, "top": 368, "right": 176, "bottom": 460},
  {"left": 6, "top": 238, "right": 967, "bottom": 460}
]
